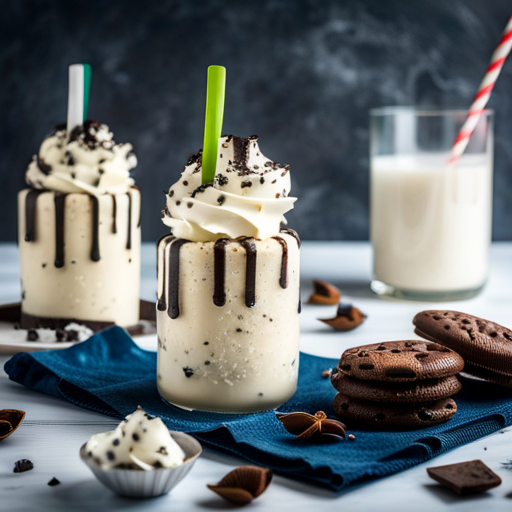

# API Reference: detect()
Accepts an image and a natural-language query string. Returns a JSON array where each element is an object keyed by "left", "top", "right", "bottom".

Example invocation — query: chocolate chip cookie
[
  {"left": 413, "top": 310, "right": 512, "bottom": 378},
  {"left": 333, "top": 393, "right": 457, "bottom": 427},
  {"left": 331, "top": 373, "right": 461, "bottom": 404},
  {"left": 336, "top": 341, "right": 464, "bottom": 382}
]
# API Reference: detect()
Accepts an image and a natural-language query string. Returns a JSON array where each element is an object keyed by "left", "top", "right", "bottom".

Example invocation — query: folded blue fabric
[{"left": 5, "top": 326, "right": 512, "bottom": 491}]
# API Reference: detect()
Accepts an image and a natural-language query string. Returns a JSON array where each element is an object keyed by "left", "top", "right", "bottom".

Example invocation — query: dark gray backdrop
[{"left": 2, "top": 0, "right": 512, "bottom": 242}]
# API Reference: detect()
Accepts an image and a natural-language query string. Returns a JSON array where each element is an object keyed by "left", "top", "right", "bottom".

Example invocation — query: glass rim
[{"left": 370, "top": 107, "right": 494, "bottom": 117}]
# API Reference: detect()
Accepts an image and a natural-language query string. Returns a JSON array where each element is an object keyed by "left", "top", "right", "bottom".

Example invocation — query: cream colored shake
[
  {"left": 19, "top": 121, "right": 141, "bottom": 329},
  {"left": 157, "top": 135, "right": 300, "bottom": 413}
]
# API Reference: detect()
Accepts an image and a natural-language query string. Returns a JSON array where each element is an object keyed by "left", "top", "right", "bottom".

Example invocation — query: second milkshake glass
[{"left": 370, "top": 108, "right": 493, "bottom": 301}]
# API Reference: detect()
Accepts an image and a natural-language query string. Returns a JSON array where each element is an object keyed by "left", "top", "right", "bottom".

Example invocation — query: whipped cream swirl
[
  {"left": 26, "top": 120, "right": 137, "bottom": 195},
  {"left": 84, "top": 407, "right": 185, "bottom": 470},
  {"left": 162, "top": 135, "right": 296, "bottom": 241}
]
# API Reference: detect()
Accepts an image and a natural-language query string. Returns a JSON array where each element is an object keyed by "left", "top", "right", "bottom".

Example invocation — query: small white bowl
[{"left": 80, "top": 431, "right": 202, "bottom": 498}]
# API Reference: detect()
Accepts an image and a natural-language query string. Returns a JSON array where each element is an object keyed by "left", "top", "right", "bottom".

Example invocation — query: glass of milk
[{"left": 370, "top": 108, "right": 493, "bottom": 301}]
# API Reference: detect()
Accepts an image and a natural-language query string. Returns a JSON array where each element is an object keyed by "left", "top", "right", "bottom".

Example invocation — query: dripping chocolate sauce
[
  {"left": 126, "top": 191, "right": 132, "bottom": 250},
  {"left": 156, "top": 235, "right": 174, "bottom": 312},
  {"left": 271, "top": 236, "right": 288, "bottom": 289},
  {"left": 24, "top": 189, "right": 140, "bottom": 268},
  {"left": 90, "top": 195, "right": 101, "bottom": 262},
  {"left": 111, "top": 195, "right": 117, "bottom": 234},
  {"left": 54, "top": 193, "right": 67, "bottom": 268},
  {"left": 167, "top": 238, "right": 190, "bottom": 319},
  {"left": 213, "top": 239, "right": 230, "bottom": 307},
  {"left": 159, "top": 229, "right": 300, "bottom": 319},
  {"left": 24, "top": 190, "right": 43, "bottom": 242}
]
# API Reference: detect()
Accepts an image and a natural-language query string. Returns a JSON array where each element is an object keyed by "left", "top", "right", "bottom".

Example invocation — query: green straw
[
  {"left": 202, "top": 65, "right": 226, "bottom": 184},
  {"left": 82, "top": 63, "right": 92, "bottom": 121}
]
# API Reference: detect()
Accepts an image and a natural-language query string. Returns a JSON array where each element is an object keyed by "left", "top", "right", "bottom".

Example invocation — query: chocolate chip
[
  {"left": 13, "top": 459, "right": 34, "bottom": 473},
  {"left": 217, "top": 195, "right": 226, "bottom": 205},
  {"left": 42, "top": 263, "right": 47, "bottom": 268},
  {"left": 187, "top": 202, "right": 193, "bottom": 208},
  {"left": 169, "top": 189, "right": 174, "bottom": 197},
  {"left": 183, "top": 367, "right": 194, "bottom": 378},
  {"left": 55, "top": 329, "right": 66, "bottom": 342},
  {"left": 183, "top": 181, "right": 188, "bottom": 186},
  {"left": 204, "top": 361, "right": 210, "bottom": 365},
  {"left": 107, "top": 451, "right": 115, "bottom": 461},
  {"left": 176, "top": 200, "right": 181, "bottom": 206},
  {"left": 26, "top": 329, "right": 38, "bottom": 342},
  {"left": 132, "top": 433, "right": 139, "bottom": 441},
  {"left": 260, "top": 177, "right": 265, "bottom": 184},
  {"left": 204, "top": 341, "right": 209, "bottom": 345},
  {"left": 236, "top": 328, "right": 242, "bottom": 333},
  {"left": 48, "top": 477, "right": 60, "bottom": 486},
  {"left": 66, "top": 330, "right": 79, "bottom": 342},
  {"left": 241, "top": 181, "right": 252, "bottom": 188},
  {"left": 418, "top": 409, "right": 433, "bottom": 421},
  {"left": 113, "top": 439, "right": 120, "bottom": 446}
]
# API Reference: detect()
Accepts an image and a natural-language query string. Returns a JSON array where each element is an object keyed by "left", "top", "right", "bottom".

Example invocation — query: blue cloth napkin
[{"left": 5, "top": 326, "right": 512, "bottom": 492}]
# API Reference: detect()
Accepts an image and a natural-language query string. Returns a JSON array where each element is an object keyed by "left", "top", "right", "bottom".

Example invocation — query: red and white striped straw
[{"left": 448, "top": 14, "right": 512, "bottom": 165}]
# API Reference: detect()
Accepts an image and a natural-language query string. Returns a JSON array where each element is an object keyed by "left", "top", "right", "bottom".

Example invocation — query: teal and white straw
[{"left": 67, "top": 63, "right": 92, "bottom": 133}]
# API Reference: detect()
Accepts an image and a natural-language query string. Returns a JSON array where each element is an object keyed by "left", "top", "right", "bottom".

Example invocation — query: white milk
[{"left": 371, "top": 153, "right": 492, "bottom": 292}]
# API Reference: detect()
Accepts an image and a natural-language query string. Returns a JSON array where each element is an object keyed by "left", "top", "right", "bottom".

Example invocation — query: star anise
[{"left": 278, "top": 411, "right": 346, "bottom": 440}]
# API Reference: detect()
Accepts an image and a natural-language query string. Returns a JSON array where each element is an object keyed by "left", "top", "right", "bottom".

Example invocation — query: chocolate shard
[
  {"left": 427, "top": 460, "right": 501, "bottom": 495},
  {"left": 0, "top": 409, "right": 25, "bottom": 440},
  {"left": 320, "top": 304, "right": 367, "bottom": 332},
  {"left": 13, "top": 459, "right": 34, "bottom": 473},
  {"left": 307, "top": 280, "right": 341, "bottom": 305},
  {"left": 207, "top": 466, "right": 272, "bottom": 505}
]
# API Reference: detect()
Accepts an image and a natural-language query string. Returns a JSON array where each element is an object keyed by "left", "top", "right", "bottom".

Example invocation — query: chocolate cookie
[
  {"left": 336, "top": 341, "right": 464, "bottom": 382},
  {"left": 333, "top": 393, "right": 457, "bottom": 427},
  {"left": 462, "top": 363, "right": 512, "bottom": 388},
  {"left": 331, "top": 373, "right": 461, "bottom": 403},
  {"left": 413, "top": 311, "right": 512, "bottom": 376}
]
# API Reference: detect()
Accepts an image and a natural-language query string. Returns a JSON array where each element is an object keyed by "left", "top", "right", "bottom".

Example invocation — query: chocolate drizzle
[
  {"left": 90, "top": 195, "right": 100, "bottom": 262},
  {"left": 54, "top": 193, "right": 67, "bottom": 268},
  {"left": 213, "top": 239, "right": 231, "bottom": 307},
  {"left": 240, "top": 237, "right": 257, "bottom": 308},
  {"left": 280, "top": 228, "right": 301, "bottom": 248},
  {"left": 156, "top": 235, "right": 174, "bottom": 312},
  {"left": 126, "top": 191, "right": 132, "bottom": 250},
  {"left": 272, "top": 236, "right": 288, "bottom": 289},
  {"left": 167, "top": 238, "right": 190, "bottom": 319},
  {"left": 111, "top": 195, "right": 117, "bottom": 234},
  {"left": 24, "top": 190, "right": 43, "bottom": 242}
]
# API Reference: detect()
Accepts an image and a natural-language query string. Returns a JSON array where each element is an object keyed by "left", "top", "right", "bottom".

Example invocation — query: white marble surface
[{"left": 2, "top": 241, "right": 512, "bottom": 511}]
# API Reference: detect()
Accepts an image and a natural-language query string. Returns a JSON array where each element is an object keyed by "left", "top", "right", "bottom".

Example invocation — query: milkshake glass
[
  {"left": 18, "top": 120, "right": 141, "bottom": 329},
  {"left": 157, "top": 135, "right": 300, "bottom": 413},
  {"left": 370, "top": 108, "right": 493, "bottom": 301}
]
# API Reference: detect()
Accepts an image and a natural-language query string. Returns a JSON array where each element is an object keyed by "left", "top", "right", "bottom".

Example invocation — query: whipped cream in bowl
[
  {"left": 26, "top": 120, "right": 137, "bottom": 195},
  {"left": 80, "top": 407, "right": 202, "bottom": 498},
  {"left": 162, "top": 135, "right": 296, "bottom": 242}
]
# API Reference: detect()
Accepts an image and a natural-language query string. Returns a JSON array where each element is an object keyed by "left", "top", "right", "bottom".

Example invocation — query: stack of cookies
[
  {"left": 331, "top": 341, "right": 464, "bottom": 428},
  {"left": 414, "top": 310, "right": 512, "bottom": 388}
]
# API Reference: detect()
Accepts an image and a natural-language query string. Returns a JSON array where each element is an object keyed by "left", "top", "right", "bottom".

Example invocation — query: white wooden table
[{"left": 2, "top": 242, "right": 512, "bottom": 511}]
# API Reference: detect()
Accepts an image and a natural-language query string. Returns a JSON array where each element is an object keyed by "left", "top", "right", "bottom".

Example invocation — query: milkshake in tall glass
[
  {"left": 18, "top": 121, "right": 141, "bottom": 329},
  {"left": 157, "top": 135, "right": 300, "bottom": 413}
]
